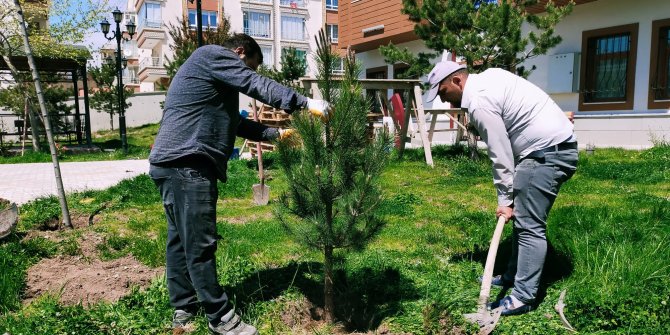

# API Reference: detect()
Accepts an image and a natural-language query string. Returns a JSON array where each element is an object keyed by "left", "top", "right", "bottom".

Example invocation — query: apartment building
[
  {"left": 338, "top": 0, "right": 670, "bottom": 148},
  {"left": 111, "top": 0, "right": 338, "bottom": 93}
]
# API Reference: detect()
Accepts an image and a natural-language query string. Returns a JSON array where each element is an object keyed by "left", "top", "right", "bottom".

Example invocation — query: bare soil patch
[
  {"left": 24, "top": 254, "right": 163, "bottom": 306},
  {"left": 22, "top": 228, "right": 163, "bottom": 307}
]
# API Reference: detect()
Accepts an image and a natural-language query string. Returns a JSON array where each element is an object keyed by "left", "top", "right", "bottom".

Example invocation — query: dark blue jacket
[{"left": 149, "top": 45, "right": 308, "bottom": 181}]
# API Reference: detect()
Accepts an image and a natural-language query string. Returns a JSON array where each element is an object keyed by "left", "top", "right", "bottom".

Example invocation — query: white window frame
[
  {"left": 188, "top": 10, "right": 217, "bottom": 29},
  {"left": 281, "top": 15, "right": 306, "bottom": 41},
  {"left": 260, "top": 45, "right": 274, "bottom": 67},
  {"left": 243, "top": 11, "right": 272, "bottom": 39},
  {"left": 326, "top": 0, "right": 338, "bottom": 10},
  {"left": 327, "top": 24, "right": 338, "bottom": 43}
]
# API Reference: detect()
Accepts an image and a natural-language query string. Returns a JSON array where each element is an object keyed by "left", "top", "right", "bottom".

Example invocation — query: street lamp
[
  {"left": 188, "top": 0, "right": 203, "bottom": 47},
  {"left": 100, "top": 8, "right": 136, "bottom": 154}
]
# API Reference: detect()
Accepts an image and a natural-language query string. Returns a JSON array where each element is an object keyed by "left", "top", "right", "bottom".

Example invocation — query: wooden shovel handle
[
  {"left": 477, "top": 215, "right": 508, "bottom": 308},
  {"left": 251, "top": 99, "right": 264, "bottom": 184}
]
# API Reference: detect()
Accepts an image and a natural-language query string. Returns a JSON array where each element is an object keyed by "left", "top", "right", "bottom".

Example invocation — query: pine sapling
[{"left": 274, "top": 30, "right": 392, "bottom": 323}]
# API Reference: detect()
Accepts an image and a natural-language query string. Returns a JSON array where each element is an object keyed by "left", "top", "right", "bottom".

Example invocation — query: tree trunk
[
  {"left": 26, "top": 100, "right": 41, "bottom": 151},
  {"left": 110, "top": 113, "right": 114, "bottom": 130},
  {"left": 0, "top": 55, "right": 41, "bottom": 151},
  {"left": 323, "top": 244, "right": 335, "bottom": 323},
  {"left": 13, "top": 0, "right": 72, "bottom": 229}
]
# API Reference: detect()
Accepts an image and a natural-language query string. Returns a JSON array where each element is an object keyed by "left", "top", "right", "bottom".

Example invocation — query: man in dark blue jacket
[{"left": 149, "top": 34, "right": 329, "bottom": 335}]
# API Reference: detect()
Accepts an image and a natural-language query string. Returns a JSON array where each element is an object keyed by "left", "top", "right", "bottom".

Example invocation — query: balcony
[
  {"left": 280, "top": 0, "right": 306, "bottom": 8},
  {"left": 123, "top": 76, "right": 140, "bottom": 85},
  {"left": 136, "top": 19, "right": 165, "bottom": 49},
  {"left": 138, "top": 57, "right": 167, "bottom": 82}
]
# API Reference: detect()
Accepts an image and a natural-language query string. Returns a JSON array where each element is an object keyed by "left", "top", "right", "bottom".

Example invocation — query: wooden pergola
[{"left": 0, "top": 54, "right": 93, "bottom": 146}]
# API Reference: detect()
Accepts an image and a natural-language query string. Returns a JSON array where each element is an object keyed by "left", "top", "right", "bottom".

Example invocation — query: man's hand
[
  {"left": 496, "top": 206, "right": 514, "bottom": 223},
  {"left": 306, "top": 98, "right": 331, "bottom": 122}
]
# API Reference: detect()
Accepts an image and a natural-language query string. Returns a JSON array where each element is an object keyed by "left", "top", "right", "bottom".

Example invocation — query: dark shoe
[
  {"left": 209, "top": 313, "right": 258, "bottom": 335},
  {"left": 489, "top": 296, "right": 533, "bottom": 316},
  {"left": 478, "top": 275, "right": 513, "bottom": 288},
  {"left": 172, "top": 309, "right": 195, "bottom": 328}
]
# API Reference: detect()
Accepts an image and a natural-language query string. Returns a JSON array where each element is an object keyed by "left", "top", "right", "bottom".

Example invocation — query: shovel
[
  {"left": 464, "top": 215, "right": 507, "bottom": 334},
  {"left": 251, "top": 99, "right": 270, "bottom": 205}
]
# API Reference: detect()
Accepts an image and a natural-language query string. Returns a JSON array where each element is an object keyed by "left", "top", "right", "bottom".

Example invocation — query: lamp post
[
  {"left": 188, "top": 0, "right": 203, "bottom": 47},
  {"left": 100, "top": 8, "right": 136, "bottom": 154}
]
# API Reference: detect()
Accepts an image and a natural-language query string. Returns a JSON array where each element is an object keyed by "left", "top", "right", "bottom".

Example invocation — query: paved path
[{"left": 0, "top": 160, "right": 149, "bottom": 205}]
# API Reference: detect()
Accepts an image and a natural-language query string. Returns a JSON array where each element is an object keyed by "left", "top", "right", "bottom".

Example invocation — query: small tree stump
[{"left": 0, "top": 199, "right": 19, "bottom": 240}]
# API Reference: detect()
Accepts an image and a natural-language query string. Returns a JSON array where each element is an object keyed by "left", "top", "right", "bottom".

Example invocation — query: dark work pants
[
  {"left": 149, "top": 160, "right": 230, "bottom": 324},
  {"left": 503, "top": 146, "right": 578, "bottom": 304}
]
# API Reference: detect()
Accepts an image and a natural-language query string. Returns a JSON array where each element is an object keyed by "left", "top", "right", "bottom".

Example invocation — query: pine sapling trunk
[
  {"left": 323, "top": 105, "right": 335, "bottom": 323},
  {"left": 323, "top": 244, "right": 335, "bottom": 323}
]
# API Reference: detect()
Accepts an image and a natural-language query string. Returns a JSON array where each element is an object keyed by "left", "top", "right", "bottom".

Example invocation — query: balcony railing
[
  {"left": 139, "top": 57, "right": 163, "bottom": 70},
  {"left": 123, "top": 76, "right": 140, "bottom": 84},
  {"left": 138, "top": 19, "right": 161, "bottom": 31},
  {"left": 243, "top": 28, "right": 271, "bottom": 39},
  {"left": 280, "top": 0, "right": 306, "bottom": 8}
]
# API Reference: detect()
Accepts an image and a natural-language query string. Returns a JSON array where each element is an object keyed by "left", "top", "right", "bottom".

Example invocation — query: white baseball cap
[{"left": 425, "top": 61, "right": 467, "bottom": 102}]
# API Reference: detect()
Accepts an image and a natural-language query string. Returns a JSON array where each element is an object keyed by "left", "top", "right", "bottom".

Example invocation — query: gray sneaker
[
  {"left": 208, "top": 312, "right": 258, "bottom": 335},
  {"left": 172, "top": 309, "right": 195, "bottom": 328}
]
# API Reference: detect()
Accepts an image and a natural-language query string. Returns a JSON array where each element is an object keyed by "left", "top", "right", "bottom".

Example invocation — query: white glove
[
  {"left": 278, "top": 128, "right": 296, "bottom": 140},
  {"left": 306, "top": 98, "right": 331, "bottom": 122}
]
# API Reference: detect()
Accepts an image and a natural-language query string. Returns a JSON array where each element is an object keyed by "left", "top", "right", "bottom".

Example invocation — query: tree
[
  {"left": 275, "top": 31, "right": 391, "bottom": 323},
  {"left": 0, "top": 0, "right": 108, "bottom": 151},
  {"left": 0, "top": 73, "right": 75, "bottom": 137},
  {"left": 380, "top": 0, "right": 574, "bottom": 78},
  {"left": 88, "top": 62, "right": 134, "bottom": 130},
  {"left": 6, "top": 0, "right": 73, "bottom": 228},
  {"left": 258, "top": 47, "right": 307, "bottom": 93}
]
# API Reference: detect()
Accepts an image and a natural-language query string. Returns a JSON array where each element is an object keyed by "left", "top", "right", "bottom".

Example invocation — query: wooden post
[{"left": 413, "top": 84, "right": 433, "bottom": 167}]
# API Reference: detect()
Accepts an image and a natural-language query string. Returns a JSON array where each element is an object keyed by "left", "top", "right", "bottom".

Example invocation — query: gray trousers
[
  {"left": 502, "top": 146, "right": 578, "bottom": 304},
  {"left": 149, "top": 160, "right": 230, "bottom": 323}
]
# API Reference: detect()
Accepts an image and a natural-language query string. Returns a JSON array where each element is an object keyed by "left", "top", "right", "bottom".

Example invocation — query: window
[
  {"left": 579, "top": 23, "right": 638, "bottom": 111},
  {"left": 188, "top": 10, "right": 217, "bottom": 29},
  {"left": 243, "top": 11, "right": 271, "bottom": 38},
  {"left": 138, "top": 2, "right": 161, "bottom": 29},
  {"left": 332, "top": 57, "right": 344, "bottom": 74},
  {"left": 281, "top": 15, "right": 305, "bottom": 41},
  {"left": 282, "top": 48, "right": 307, "bottom": 64},
  {"left": 326, "top": 0, "right": 338, "bottom": 10},
  {"left": 260, "top": 45, "right": 273, "bottom": 67},
  {"left": 326, "top": 24, "right": 338, "bottom": 43},
  {"left": 649, "top": 18, "right": 670, "bottom": 109}
]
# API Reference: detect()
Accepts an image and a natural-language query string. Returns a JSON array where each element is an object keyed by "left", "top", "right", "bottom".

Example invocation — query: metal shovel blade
[
  {"left": 252, "top": 183, "right": 270, "bottom": 205},
  {"left": 464, "top": 307, "right": 503, "bottom": 335}
]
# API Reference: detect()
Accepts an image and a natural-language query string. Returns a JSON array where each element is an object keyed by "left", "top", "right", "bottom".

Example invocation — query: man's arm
[
  {"left": 469, "top": 107, "right": 515, "bottom": 208},
  {"left": 236, "top": 118, "right": 280, "bottom": 141},
  {"left": 208, "top": 48, "right": 308, "bottom": 113}
]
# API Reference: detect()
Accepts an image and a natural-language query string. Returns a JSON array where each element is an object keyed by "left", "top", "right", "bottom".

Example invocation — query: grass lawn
[
  {"left": 0, "top": 124, "right": 160, "bottom": 163},
  {"left": 0, "top": 144, "right": 668, "bottom": 334}
]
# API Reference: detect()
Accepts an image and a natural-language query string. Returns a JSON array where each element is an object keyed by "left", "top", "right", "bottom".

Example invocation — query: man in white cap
[{"left": 426, "top": 61, "right": 578, "bottom": 316}]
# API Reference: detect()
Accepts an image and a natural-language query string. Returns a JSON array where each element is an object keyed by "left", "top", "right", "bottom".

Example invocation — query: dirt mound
[{"left": 24, "top": 254, "right": 164, "bottom": 306}]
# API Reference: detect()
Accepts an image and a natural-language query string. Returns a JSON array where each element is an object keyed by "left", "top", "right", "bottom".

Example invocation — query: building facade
[
  {"left": 338, "top": 0, "right": 670, "bottom": 148},
  {"left": 110, "top": 0, "right": 339, "bottom": 93}
]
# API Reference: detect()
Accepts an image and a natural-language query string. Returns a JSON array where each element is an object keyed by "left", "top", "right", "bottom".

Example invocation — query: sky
[{"left": 48, "top": 0, "right": 128, "bottom": 51}]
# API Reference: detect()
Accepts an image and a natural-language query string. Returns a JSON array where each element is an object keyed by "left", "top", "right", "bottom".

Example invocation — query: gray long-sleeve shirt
[
  {"left": 149, "top": 45, "right": 308, "bottom": 181},
  {"left": 460, "top": 68, "right": 575, "bottom": 206}
]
